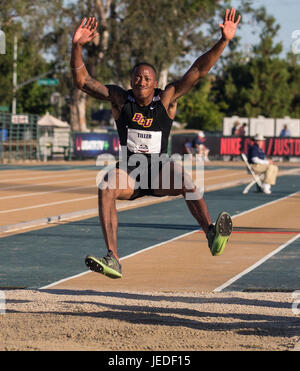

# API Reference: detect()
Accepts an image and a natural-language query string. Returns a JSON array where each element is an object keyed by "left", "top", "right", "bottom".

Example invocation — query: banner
[
  {"left": 220, "top": 137, "right": 300, "bottom": 157},
  {"left": 73, "top": 133, "right": 120, "bottom": 158},
  {"left": 171, "top": 134, "right": 300, "bottom": 157}
]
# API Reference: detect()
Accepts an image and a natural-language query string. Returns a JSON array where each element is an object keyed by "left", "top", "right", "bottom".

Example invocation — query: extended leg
[
  {"left": 85, "top": 168, "right": 135, "bottom": 278},
  {"left": 152, "top": 161, "right": 232, "bottom": 255}
]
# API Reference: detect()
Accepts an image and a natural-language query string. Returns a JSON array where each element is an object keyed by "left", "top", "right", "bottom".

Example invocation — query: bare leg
[
  {"left": 152, "top": 161, "right": 212, "bottom": 235},
  {"left": 98, "top": 168, "right": 135, "bottom": 261},
  {"left": 185, "top": 198, "right": 211, "bottom": 235}
]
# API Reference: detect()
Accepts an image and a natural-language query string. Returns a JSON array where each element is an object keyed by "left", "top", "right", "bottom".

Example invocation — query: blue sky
[{"left": 230, "top": 0, "right": 300, "bottom": 56}]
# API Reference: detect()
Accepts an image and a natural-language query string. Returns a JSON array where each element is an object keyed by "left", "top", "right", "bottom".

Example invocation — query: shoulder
[
  {"left": 106, "top": 85, "right": 128, "bottom": 102},
  {"left": 158, "top": 84, "right": 179, "bottom": 119},
  {"left": 106, "top": 85, "right": 130, "bottom": 112}
]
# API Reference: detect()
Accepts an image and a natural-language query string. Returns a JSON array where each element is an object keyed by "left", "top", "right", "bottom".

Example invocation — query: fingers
[
  {"left": 224, "top": 8, "right": 241, "bottom": 23},
  {"left": 82, "top": 16, "right": 97, "bottom": 31},
  {"left": 230, "top": 8, "right": 236, "bottom": 22},
  {"left": 224, "top": 9, "right": 229, "bottom": 22},
  {"left": 79, "top": 18, "right": 87, "bottom": 28},
  {"left": 235, "top": 14, "right": 241, "bottom": 24}
]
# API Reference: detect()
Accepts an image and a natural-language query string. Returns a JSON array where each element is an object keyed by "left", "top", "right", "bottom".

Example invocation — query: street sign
[
  {"left": 37, "top": 78, "right": 59, "bottom": 86},
  {"left": 12, "top": 115, "right": 29, "bottom": 124},
  {"left": 0, "top": 106, "right": 9, "bottom": 112}
]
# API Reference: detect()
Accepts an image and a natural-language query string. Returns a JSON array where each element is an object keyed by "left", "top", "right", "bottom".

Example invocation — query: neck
[
  {"left": 132, "top": 90, "right": 155, "bottom": 107},
  {"left": 135, "top": 95, "right": 154, "bottom": 107}
]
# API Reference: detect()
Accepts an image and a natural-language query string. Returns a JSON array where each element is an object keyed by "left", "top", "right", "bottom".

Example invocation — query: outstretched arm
[
  {"left": 70, "top": 17, "right": 127, "bottom": 117},
  {"left": 71, "top": 17, "right": 104, "bottom": 96},
  {"left": 164, "top": 8, "right": 241, "bottom": 102}
]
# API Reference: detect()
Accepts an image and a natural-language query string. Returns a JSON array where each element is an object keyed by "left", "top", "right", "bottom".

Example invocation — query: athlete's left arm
[{"left": 163, "top": 8, "right": 241, "bottom": 103}]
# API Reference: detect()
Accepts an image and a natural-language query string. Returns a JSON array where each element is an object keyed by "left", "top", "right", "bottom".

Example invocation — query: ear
[{"left": 154, "top": 80, "right": 158, "bottom": 88}]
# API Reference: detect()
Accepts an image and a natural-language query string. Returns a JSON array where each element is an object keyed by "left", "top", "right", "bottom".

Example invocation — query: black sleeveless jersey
[{"left": 115, "top": 89, "right": 173, "bottom": 155}]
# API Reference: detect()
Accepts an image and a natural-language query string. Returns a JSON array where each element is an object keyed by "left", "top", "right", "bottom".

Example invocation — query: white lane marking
[
  {"left": 40, "top": 190, "right": 300, "bottom": 290},
  {"left": 0, "top": 184, "right": 95, "bottom": 201},
  {"left": 0, "top": 174, "right": 96, "bottom": 191},
  {"left": 0, "top": 195, "right": 97, "bottom": 214},
  {"left": 213, "top": 233, "right": 300, "bottom": 292},
  {"left": 0, "top": 170, "right": 95, "bottom": 184},
  {"left": 39, "top": 230, "right": 198, "bottom": 289},
  {"left": 204, "top": 171, "right": 245, "bottom": 180}
]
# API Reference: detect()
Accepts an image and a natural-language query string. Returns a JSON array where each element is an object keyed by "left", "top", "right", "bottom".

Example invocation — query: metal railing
[{"left": 0, "top": 112, "right": 39, "bottom": 162}]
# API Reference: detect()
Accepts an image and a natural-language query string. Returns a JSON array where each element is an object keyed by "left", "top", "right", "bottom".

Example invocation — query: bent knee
[{"left": 98, "top": 187, "right": 116, "bottom": 200}]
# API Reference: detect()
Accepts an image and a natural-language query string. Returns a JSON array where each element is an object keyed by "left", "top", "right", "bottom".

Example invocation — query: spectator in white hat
[{"left": 247, "top": 134, "right": 278, "bottom": 194}]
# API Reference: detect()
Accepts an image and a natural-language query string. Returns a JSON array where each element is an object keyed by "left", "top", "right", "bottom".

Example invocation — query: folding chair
[{"left": 241, "top": 153, "right": 263, "bottom": 194}]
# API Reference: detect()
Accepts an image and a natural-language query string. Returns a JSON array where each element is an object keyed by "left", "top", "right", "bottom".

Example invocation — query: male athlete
[{"left": 71, "top": 8, "right": 240, "bottom": 278}]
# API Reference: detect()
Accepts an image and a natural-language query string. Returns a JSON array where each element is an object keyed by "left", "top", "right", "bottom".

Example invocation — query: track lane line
[
  {"left": 0, "top": 174, "right": 96, "bottom": 192},
  {"left": 0, "top": 184, "right": 95, "bottom": 201},
  {"left": 0, "top": 195, "right": 97, "bottom": 214},
  {"left": 39, "top": 189, "right": 300, "bottom": 290},
  {"left": 213, "top": 233, "right": 300, "bottom": 292},
  {"left": 0, "top": 170, "right": 93, "bottom": 184}
]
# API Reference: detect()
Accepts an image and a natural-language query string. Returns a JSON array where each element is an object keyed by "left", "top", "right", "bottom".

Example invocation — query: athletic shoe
[
  {"left": 207, "top": 212, "right": 233, "bottom": 256},
  {"left": 85, "top": 251, "right": 122, "bottom": 279},
  {"left": 262, "top": 183, "right": 272, "bottom": 194}
]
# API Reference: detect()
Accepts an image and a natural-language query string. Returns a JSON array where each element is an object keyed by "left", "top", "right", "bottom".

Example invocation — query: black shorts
[{"left": 116, "top": 155, "right": 170, "bottom": 200}]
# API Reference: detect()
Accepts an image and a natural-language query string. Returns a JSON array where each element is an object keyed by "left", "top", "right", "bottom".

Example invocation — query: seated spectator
[
  {"left": 192, "top": 131, "right": 210, "bottom": 161},
  {"left": 183, "top": 139, "right": 193, "bottom": 158},
  {"left": 247, "top": 133, "right": 278, "bottom": 194}
]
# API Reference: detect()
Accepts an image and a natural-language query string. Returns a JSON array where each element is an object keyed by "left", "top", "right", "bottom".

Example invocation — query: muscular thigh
[
  {"left": 151, "top": 160, "right": 194, "bottom": 197},
  {"left": 98, "top": 167, "right": 135, "bottom": 200}
]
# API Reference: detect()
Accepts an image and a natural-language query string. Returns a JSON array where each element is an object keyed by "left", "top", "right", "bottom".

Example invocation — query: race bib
[{"left": 127, "top": 128, "right": 162, "bottom": 154}]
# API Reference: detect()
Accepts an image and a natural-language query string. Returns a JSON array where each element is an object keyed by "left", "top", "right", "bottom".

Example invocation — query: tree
[
  {"left": 44, "top": 0, "right": 114, "bottom": 131},
  {"left": 175, "top": 76, "right": 224, "bottom": 131},
  {"left": 0, "top": 1, "right": 57, "bottom": 114},
  {"left": 107, "top": 0, "right": 223, "bottom": 88},
  {"left": 287, "top": 53, "right": 300, "bottom": 118},
  {"left": 213, "top": 6, "right": 292, "bottom": 118}
]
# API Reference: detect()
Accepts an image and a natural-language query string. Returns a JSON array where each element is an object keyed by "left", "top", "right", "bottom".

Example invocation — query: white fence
[{"left": 223, "top": 116, "right": 300, "bottom": 137}]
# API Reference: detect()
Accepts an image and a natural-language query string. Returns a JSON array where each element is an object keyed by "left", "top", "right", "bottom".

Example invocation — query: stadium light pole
[
  {"left": 11, "top": 32, "right": 54, "bottom": 115},
  {"left": 12, "top": 34, "right": 17, "bottom": 115}
]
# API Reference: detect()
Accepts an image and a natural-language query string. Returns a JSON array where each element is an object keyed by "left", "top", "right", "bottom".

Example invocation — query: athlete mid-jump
[{"left": 71, "top": 8, "right": 240, "bottom": 279}]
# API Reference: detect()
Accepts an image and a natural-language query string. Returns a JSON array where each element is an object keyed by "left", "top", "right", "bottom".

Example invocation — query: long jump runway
[{"left": 0, "top": 162, "right": 300, "bottom": 351}]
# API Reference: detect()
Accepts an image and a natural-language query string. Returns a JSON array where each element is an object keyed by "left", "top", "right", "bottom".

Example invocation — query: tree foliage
[
  {"left": 0, "top": 1, "right": 299, "bottom": 131},
  {"left": 0, "top": 0, "right": 64, "bottom": 115},
  {"left": 107, "top": 0, "right": 223, "bottom": 87},
  {"left": 212, "top": 6, "right": 298, "bottom": 120},
  {"left": 175, "top": 76, "right": 223, "bottom": 131}
]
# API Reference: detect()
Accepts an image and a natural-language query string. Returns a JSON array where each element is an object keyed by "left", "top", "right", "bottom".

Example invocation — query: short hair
[{"left": 131, "top": 62, "right": 157, "bottom": 77}]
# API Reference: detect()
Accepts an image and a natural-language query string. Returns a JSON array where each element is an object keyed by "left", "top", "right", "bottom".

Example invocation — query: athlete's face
[{"left": 131, "top": 65, "right": 158, "bottom": 103}]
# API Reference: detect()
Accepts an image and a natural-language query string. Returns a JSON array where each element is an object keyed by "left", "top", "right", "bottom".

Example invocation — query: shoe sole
[
  {"left": 211, "top": 212, "right": 233, "bottom": 256},
  {"left": 85, "top": 255, "right": 122, "bottom": 279}
]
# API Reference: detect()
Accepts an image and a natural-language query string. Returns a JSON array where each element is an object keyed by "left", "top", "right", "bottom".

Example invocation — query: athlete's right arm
[{"left": 70, "top": 17, "right": 127, "bottom": 118}]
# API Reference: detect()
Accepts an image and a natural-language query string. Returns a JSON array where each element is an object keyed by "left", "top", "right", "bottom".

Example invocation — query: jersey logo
[{"left": 132, "top": 112, "right": 153, "bottom": 128}]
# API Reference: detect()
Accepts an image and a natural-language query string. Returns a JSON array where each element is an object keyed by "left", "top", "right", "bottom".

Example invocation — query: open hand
[
  {"left": 219, "top": 8, "right": 241, "bottom": 41},
  {"left": 72, "top": 17, "right": 99, "bottom": 46}
]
